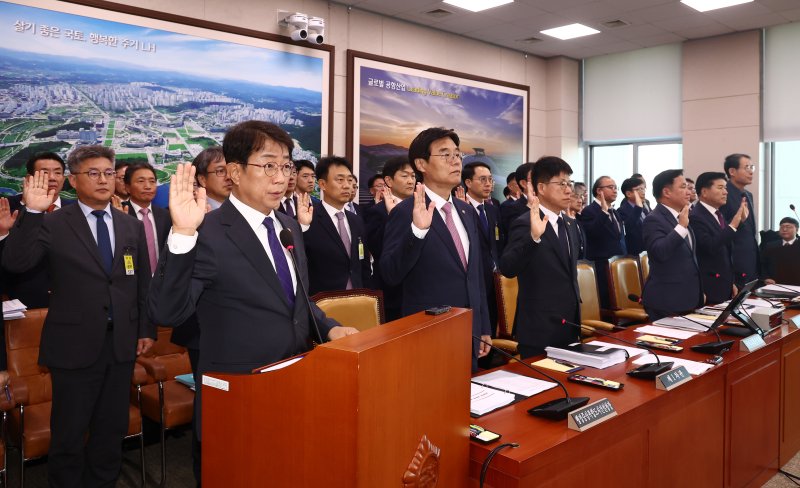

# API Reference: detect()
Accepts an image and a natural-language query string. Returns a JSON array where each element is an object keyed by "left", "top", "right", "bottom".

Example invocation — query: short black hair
[
  {"left": 724, "top": 153, "right": 750, "bottom": 178},
  {"left": 462, "top": 161, "right": 491, "bottom": 183},
  {"left": 531, "top": 156, "right": 572, "bottom": 195},
  {"left": 632, "top": 173, "right": 643, "bottom": 179},
  {"left": 294, "top": 159, "right": 314, "bottom": 173},
  {"left": 592, "top": 176, "right": 611, "bottom": 198},
  {"left": 66, "top": 145, "right": 115, "bottom": 174},
  {"left": 114, "top": 160, "right": 129, "bottom": 171},
  {"left": 223, "top": 120, "right": 294, "bottom": 167},
  {"left": 503, "top": 186, "right": 510, "bottom": 197},
  {"left": 191, "top": 146, "right": 225, "bottom": 183},
  {"left": 695, "top": 172, "right": 727, "bottom": 193},
  {"left": 382, "top": 157, "right": 412, "bottom": 179},
  {"left": 123, "top": 162, "right": 157, "bottom": 184},
  {"left": 685, "top": 177, "right": 695, "bottom": 185},
  {"left": 408, "top": 127, "right": 459, "bottom": 176},
  {"left": 621, "top": 177, "right": 644, "bottom": 194},
  {"left": 26, "top": 152, "right": 65, "bottom": 176},
  {"left": 652, "top": 169, "right": 684, "bottom": 201},
  {"left": 514, "top": 162, "right": 536, "bottom": 185},
  {"left": 316, "top": 156, "right": 353, "bottom": 181},
  {"left": 367, "top": 174, "right": 382, "bottom": 188},
  {"left": 506, "top": 172, "right": 517, "bottom": 185},
  {"left": 574, "top": 182, "right": 586, "bottom": 191},
  {"left": 780, "top": 217, "right": 799, "bottom": 228}
]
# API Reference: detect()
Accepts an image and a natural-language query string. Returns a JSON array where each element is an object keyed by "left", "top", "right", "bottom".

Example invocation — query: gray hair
[{"left": 66, "top": 145, "right": 115, "bottom": 174}]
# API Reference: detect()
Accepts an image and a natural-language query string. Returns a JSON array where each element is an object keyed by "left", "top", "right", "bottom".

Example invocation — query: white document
[
  {"left": 586, "top": 340, "right": 648, "bottom": 358},
  {"left": 471, "top": 370, "right": 557, "bottom": 397},
  {"left": 260, "top": 356, "right": 304, "bottom": 373},
  {"left": 635, "top": 325, "right": 698, "bottom": 340},
  {"left": 2, "top": 299, "right": 27, "bottom": 313},
  {"left": 761, "top": 284, "right": 800, "bottom": 294},
  {"left": 653, "top": 316, "right": 709, "bottom": 332},
  {"left": 470, "top": 382, "right": 515, "bottom": 416},
  {"left": 632, "top": 354, "right": 713, "bottom": 376}
]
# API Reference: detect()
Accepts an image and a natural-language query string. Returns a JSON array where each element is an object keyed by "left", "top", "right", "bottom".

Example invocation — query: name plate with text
[
  {"left": 739, "top": 334, "right": 766, "bottom": 353},
  {"left": 655, "top": 366, "right": 692, "bottom": 391},
  {"left": 567, "top": 398, "right": 616, "bottom": 432}
]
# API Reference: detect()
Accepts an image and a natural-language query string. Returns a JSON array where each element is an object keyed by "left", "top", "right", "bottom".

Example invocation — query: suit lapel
[
  {"left": 315, "top": 203, "right": 350, "bottom": 257},
  {"left": 541, "top": 217, "right": 570, "bottom": 273},
  {"left": 65, "top": 204, "right": 108, "bottom": 274},
  {"left": 110, "top": 208, "right": 128, "bottom": 273}
]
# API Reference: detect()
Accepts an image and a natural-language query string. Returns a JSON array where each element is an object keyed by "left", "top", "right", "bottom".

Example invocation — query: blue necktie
[
  {"left": 92, "top": 210, "right": 113, "bottom": 275},
  {"left": 263, "top": 217, "right": 295, "bottom": 309},
  {"left": 477, "top": 204, "right": 489, "bottom": 234}
]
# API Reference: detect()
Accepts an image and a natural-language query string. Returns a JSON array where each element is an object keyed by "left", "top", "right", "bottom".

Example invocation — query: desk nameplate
[
  {"left": 567, "top": 398, "right": 616, "bottom": 432},
  {"left": 655, "top": 366, "right": 693, "bottom": 391}
]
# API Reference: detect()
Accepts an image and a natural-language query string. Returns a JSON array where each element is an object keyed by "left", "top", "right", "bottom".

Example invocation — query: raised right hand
[
  {"left": 381, "top": 186, "right": 397, "bottom": 214},
  {"left": 169, "top": 164, "right": 206, "bottom": 235},
  {"left": 0, "top": 198, "right": 19, "bottom": 235},
  {"left": 22, "top": 171, "right": 55, "bottom": 212},
  {"left": 411, "top": 182, "right": 434, "bottom": 230},
  {"left": 526, "top": 175, "right": 548, "bottom": 241},
  {"left": 634, "top": 189, "right": 643, "bottom": 208}
]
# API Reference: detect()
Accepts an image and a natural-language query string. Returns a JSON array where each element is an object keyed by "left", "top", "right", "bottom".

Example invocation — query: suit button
[{"left": 294, "top": 320, "right": 298, "bottom": 325}]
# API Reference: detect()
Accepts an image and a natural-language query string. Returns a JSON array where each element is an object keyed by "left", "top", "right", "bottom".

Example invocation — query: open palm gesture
[
  {"left": 526, "top": 176, "right": 548, "bottom": 241},
  {"left": 22, "top": 171, "right": 55, "bottom": 212},
  {"left": 169, "top": 164, "right": 206, "bottom": 235},
  {"left": 411, "top": 183, "right": 435, "bottom": 230}
]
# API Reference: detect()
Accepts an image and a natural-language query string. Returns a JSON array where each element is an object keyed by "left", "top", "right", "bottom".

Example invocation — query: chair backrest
[
  {"left": 493, "top": 272, "right": 518, "bottom": 339},
  {"left": 5, "top": 308, "right": 51, "bottom": 405},
  {"left": 639, "top": 251, "right": 650, "bottom": 283},
  {"left": 146, "top": 327, "right": 187, "bottom": 357},
  {"left": 311, "top": 289, "right": 385, "bottom": 332},
  {"left": 608, "top": 255, "right": 644, "bottom": 310},
  {"left": 576, "top": 261, "right": 602, "bottom": 321}
]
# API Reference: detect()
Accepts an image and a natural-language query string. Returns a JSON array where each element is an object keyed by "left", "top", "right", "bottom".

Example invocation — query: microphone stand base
[
  {"left": 528, "top": 397, "right": 590, "bottom": 420},
  {"left": 719, "top": 326, "right": 754, "bottom": 337},
  {"left": 627, "top": 362, "right": 674, "bottom": 379},
  {"left": 691, "top": 340, "right": 735, "bottom": 354}
]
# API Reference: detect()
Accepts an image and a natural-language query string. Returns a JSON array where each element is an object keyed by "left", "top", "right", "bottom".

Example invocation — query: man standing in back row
[{"left": 720, "top": 153, "right": 760, "bottom": 287}]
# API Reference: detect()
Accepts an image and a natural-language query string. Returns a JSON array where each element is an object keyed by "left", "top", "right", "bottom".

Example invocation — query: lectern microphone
[
  {"left": 279, "top": 228, "right": 326, "bottom": 345},
  {"left": 791, "top": 204, "right": 799, "bottom": 222},
  {"left": 472, "top": 336, "right": 589, "bottom": 420}
]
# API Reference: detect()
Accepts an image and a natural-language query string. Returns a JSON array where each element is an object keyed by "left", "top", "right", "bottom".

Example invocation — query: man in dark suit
[
  {"left": 0, "top": 197, "right": 18, "bottom": 395},
  {"left": 720, "top": 153, "right": 760, "bottom": 287},
  {"left": 2, "top": 145, "right": 155, "bottom": 487},
  {"left": 5, "top": 151, "right": 76, "bottom": 308},
  {"left": 499, "top": 162, "right": 534, "bottom": 238},
  {"left": 641, "top": 169, "right": 703, "bottom": 321},
  {"left": 124, "top": 162, "right": 171, "bottom": 273},
  {"left": 618, "top": 176, "right": 649, "bottom": 255},
  {"left": 294, "top": 159, "right": 321, "bottom": 206},
  {"left": 380, "top": 127, "right": 491, "bottom": 371},
  {"left": 363, "top": 157, "right": 415, "bottom": 321},
  {"left": 565, "top": 181, "right": 587, "bottom": 259},
  {"left": 762, "top": 217, "right": 799, "bottom": 283},
  {"left": 147, "top": 121, "right": 357, "bottom": 445},
  {"left": 193, "top": 147, "right": 230, "bottom": 211},
  {"left": 690, "top": 172, "right": 749, "bottom": 304},
  {"left": 500, "top": 156, "right": 581, "bottom": 359},
  {"left": 277, "top": 163, "right": 298, "bottom": 219},
  {"left": 303, "top": 156, "right": 371, "bottom": 295},
  {"left": 579, "top": 176, "right": 627, "bottom": 308}
]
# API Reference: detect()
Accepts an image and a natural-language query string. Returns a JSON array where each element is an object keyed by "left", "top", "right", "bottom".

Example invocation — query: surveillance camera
[
  {"left": 307, "top": 16, "right": 324, "bottom": 45},
  {"left": 290, "top": 29, "right": 308, "bottom": 41},
  {"left": 284, "top": 12, "right": 308, "bottom": 30}
]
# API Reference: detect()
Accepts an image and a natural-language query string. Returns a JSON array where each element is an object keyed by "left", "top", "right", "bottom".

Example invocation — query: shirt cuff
[
  {"left": 0, "top": 233, "right": 7, "bottom": 241},
  {"left": 300, "top": 223, "right": 310, "bottom": 232},
  {"left": 167, "top": 229, "right": 198, "bottom": 254},
  {"left": 411, "top": 223, "right": 429, "bottom": 239},
  {"left": 674, "top": 224, "right": 689, "bottom": 238},
  {"left": 728, "top": 224, "right": 737, "bottom": 232}
]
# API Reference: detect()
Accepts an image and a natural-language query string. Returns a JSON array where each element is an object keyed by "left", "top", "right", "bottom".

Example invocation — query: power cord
[
  {"left": 480, "top": 442, "right": 519, "bottom": 488},
  {"left": 779, "top": 469, "right": 800, "bottom": 486}
]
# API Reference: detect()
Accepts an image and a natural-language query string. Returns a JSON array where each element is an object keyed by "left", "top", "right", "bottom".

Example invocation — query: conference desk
[{"left": 469, "top": 310, "right": 800, "bottom": 488}]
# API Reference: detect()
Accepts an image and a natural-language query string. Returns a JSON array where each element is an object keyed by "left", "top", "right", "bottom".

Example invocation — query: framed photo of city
[
  {"left": 0, "top": 0, "right": 332, "bottom": 199},
  {"left": 347, "top": 50, "right": 529, "bottom": 203}
]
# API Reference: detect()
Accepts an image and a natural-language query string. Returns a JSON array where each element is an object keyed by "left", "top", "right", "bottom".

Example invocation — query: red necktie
[{"left": 715, "top": 210, "right": 726, "bottom": 229}]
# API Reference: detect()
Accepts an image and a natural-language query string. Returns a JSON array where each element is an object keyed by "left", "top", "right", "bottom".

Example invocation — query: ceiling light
[
  {"left": 680, "top": 0, "right": 753, "bottom": 12},
  {"left": 442, "top": 0, "right": 513, "bottom": 13},
  {"left": 540, "top": 23, "right": 600, "bottom": 40}
]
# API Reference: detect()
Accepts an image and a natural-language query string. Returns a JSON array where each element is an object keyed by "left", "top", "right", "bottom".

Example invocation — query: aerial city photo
[{"left": 0, "top": 0, "right": 327, "bottom": 198}]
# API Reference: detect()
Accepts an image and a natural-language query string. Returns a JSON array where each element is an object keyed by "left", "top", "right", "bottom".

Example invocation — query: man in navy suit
[
  {"left": 193, "top": 147, "right": 230, "bottom": 211},
  {"left": 124, "top": 162, "right": 172, "bottom": 273},
  {"left": 720, "top": 153, "right": 760, "bottom": 287},
  {"left": 5, "top": 151, "right": 76, "bottom": 308},
  {"left": 499, "top": 162, "right": 534, "bottom": 238},
  {"left": 303, "top": 156, "right": 371, "bottom": 295},
  {"left": 294, "top": 159, "right": 321, "bottom": 206},
  {"left": 579, "top": 176, "right": 626, "bottom": 308},
  {"left": 762, "top": 217, "right": 799, "bottom": 283},
  {"left": 277, "top": 162, "right": 298, "bottom": 219},
  {"left": 641, "top": 169, "right": 703, "bottom": 321},
  {"left": 380, "top": 127, "right": 491, "bottom": 371},
  {"left": 690, "top": 172, "right": 749, "bottom": 304},
  {"left": 500, "top": 156, "right": 581, "bottom": 359},
  {"left": 617, "top": 176, "right": 648, "bottom": 256}
]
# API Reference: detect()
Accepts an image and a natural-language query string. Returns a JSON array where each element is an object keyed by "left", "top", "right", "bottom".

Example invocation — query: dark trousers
[
  {"left": 48, "top": 332, "right": 134, "bottom": 488},
  {"left": 188, "top": 347, "right": 201, "bottom": 485},
  {"left": 594, "top": 260, "right": 612, "bottom": 309}
]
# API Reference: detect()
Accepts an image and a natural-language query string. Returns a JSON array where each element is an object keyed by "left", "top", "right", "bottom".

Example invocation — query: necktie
[
  {"left": 262, "top": 217, "right": 295, "bottom": 308},
  {"left": 610, "top": 209, "right": 621, "bottom": 233},
  {"left": 335, "top": 212, "right": 353, "bottom": 289},
  {"left": 715, "top": 210, "right": 726, "bottom": 229},
  {"left": 91, "top": 210, "right": 113, "bottom": 275},
  {"left": 477, "top": 204, "right": 489, "bottom": 234},
  {"left": 285, "top": 199, "right": 295, "bottom": 219},
  {"left": 46, "top": 203, "right": 56, "bottom": 213},
  {"left": 348, "top": 202, "right": 357, "bottom": 214},
  {"left": 557, "top": 217, "right": 571, "bottom": 261},
  {"left": 442, "top": 202, "right": 467, "bottom": 271},
  {"left": 139, "top": 207, "right": 158, "bottom": 275}
]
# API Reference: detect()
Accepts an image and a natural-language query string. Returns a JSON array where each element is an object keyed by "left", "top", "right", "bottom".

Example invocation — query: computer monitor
[{"left": 711, "top": 280, "right": 761, "bottom": 337}]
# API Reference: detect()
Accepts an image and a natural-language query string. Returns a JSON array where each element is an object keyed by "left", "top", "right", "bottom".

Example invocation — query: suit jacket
[
  {"left": 7, "top": 193, "right": 77, "bottom": 213},
  {"left": 127, "top": 204, "right": 171, "bottom": 251},
  {"left": 499, "top": 195, "right": 527, "bottom": 240},
  {"left": 578, "top": 201, "right": 627, "bottom": 260},
  {"left": 618, "top": 199, "right": 648, "bottom": 255},
  {"left": 719, "top": 182, "right": 760, "bottom": 285},
  {"left": 303, "top": 201, "right": 371, "bottom": 295},
  {"left": 566, "top": 215, "right": 587, "bottom": 260},
  {"left": 470, "top": 200, "right": 500, "bottom": 333},
  {"left": 761, "top": 239, "right": 799, "bottom": 282},
  {"left": 276, "top": 195, "right": 298, "bottom": 219},
  {"left": 380, "top": 195, "right": 490, "bottom": 367},
  {"left": 363, "top": 200, "right": 402, "bottom": 319},
  {"left": 2, "top": 205, "right": 154, "bottom": 368},
  {"left": 499, "top": 210, "right": 581, "bottom": 357},
  {"left": 689, "top": 204, "right": 736, "bottom": 304},
  {"left": 641, "top": 204, "right": 703, "bottom": 319}
]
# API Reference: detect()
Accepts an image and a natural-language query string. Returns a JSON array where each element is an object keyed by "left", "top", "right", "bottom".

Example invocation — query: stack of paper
[
  {"left": 545, "top": 343, "right": 628, "bottom": 369},
  {"left": 2, "top": 299, "right": 27, "bottom": 320},
  {"left": 635, "top": 325, "right": 697, "bottom": 340},
  {"left": 471, "top": 370, "right": 557, "bottom": 397},
  {"left": 470, "top": 383, "right": 514, "bottom": 416},
  {"left": 585, "top": 340, "right": 648, "bottom": 358}
]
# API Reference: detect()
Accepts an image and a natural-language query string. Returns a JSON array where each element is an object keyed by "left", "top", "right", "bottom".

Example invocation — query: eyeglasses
[
  {"left": 472, "top": 176, "right": 494, "bottom": 184},
  {"left": 598, "top": 184, "right": 618, "bottom": 191},
  {"left": 428, "top": 151, "right": 463, "bottom": 162},
  {"left": 548, "top": 180, "right": 574, "bottom": 190},
  {"left": 208, "top": 167, "right": 228, "bottom": 178},
  {"left": 75, "top": 169, "right": 116, "bottom": 180},
  {"left": 242, "top": 162, "right": 296, "bottom": 177},
  {"left": 742, "top": 164, "right": 756, "bottom": 172}
]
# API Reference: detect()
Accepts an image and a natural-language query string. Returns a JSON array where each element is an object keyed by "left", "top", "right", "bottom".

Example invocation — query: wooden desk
[{"left": 470, "top": 311, "right": 800, "bottom": 488}]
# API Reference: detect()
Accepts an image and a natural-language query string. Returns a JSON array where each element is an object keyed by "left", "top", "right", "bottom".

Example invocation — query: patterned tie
[
  {"left": 91, "top": 210, "right": 113, "bottom": 276},
  {"left": 715, "top": 210, "right": 726, "bottom": 229},
  {"left": 262, "top": 217, "right": 295, "bottom": 308},
  {"left": 139, "top": 207, "right": 158, "bottom": 275},
  {"left": 335, "top": 211, "right": 353, "bottom": 289},
  {"left": 477, "top": 204, "right": 489, "bottom": 234},
  {"left": 442, "top": 202, "right": 467, "bottom": 271}
]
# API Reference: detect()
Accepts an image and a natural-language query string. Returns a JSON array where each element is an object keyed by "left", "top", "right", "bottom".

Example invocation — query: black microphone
[
  {"left": 627, "top": 293, "right": 642, "bottom": 304},
  {"left": 791, "top": 204, "right": 799, "bottom": 222},
  {"left": 472, "top": 336, "right": 589, "bottom": 420},
  {"left": 279, "top": 228, "right": 325, "bottom": 345},
  {"left": 561, "top": 319, "right": 673, "bottom": 379},
  {"left": 677, "top": 314, "right": 735, "bottom": 355}
]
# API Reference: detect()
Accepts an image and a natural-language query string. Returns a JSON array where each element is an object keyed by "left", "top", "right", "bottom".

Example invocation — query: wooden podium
[{"left": 201, "top": 308, "right": 473, "bottom": 487}]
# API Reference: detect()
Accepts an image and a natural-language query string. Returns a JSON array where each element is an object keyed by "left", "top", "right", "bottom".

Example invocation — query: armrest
[
  {"left": 582, "top": 319, "right": 617, "bottom": 331},
  {"left": 8, "top": 377, "right": 29, "bottom": 405},
  {"left": 131, "top": 362, "right": 148, "bottom": 386},
  {"left": 137, "top": 353, "right": 191, "bottom": 382},
  {"left": 0, "top": 385, "right": 15, "bottom": 410},
  {"left": 137, "top": 356, "right": 168, "bottom": 382}
]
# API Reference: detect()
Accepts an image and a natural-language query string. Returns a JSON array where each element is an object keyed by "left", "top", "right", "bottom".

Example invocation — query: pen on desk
[{"left": 553, "top": 359, "right": 578, "bottom": 369}]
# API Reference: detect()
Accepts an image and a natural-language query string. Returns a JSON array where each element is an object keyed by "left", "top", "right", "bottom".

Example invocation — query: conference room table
[{"left": 469, "top": 309, "right": 800, "bottom": 488}]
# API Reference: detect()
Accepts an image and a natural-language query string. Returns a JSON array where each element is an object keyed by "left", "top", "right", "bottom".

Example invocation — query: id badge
[
  {"left": 494, "top": 225, "right": 500, "bottom": 241},
  {"left": 358, "top": 239, "right": 365, "bottom": 260},
  {"left": 124, "top": 254, "right": 135, "bottom": 275}
]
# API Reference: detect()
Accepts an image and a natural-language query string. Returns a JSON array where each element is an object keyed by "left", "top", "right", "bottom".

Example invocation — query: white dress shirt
[
  {"left": 130, "top": 200, "right": 160, "bottom": 259},
  {"left": 320, "top": 199, "right": 351, "bottom": 242}
]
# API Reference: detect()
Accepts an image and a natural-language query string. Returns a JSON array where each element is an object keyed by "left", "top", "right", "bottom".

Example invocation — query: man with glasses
[
  {"left": 580, "top": 176, "right": 626, "bottom": 308},
  {"left": 720, "top": 153, "right": 760, "bottom": 287},
  {"left": 380, "top": 127, "right": 491, "bottom": 372},
  {"left": 3, "top": 144, "right": 155, "bottom": 486},
  {"left": 618, "top": 176, "right": 649, "bottom": 255},
  {"left": 565, "top": 182, "right": 587, "bottom": 259},
  {"left": 193, "top": 146, "right": 231, "bottom": 210},
  {"left": 303, "top": 156, "right": 371, "bottom": 295},
  {"left": 500, "top": 156, "right": 581, "bottom": 358}
]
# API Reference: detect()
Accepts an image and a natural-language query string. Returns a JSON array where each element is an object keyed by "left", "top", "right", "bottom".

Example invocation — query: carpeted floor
[{"left": 764, "top": 450, "right": 800, "bottom": 488}]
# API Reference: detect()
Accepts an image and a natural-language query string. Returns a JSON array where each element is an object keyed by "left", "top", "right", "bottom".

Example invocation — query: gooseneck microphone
[
  {"left": 791, "top": 204, "right": 799, "bottom": 222},
  {"left": 472, "top": 336, "right": 589, "bottom": 420},
  {"left": 678, "top": 315, "right": 735, "bottom": 355},
  {"left": 279, "top": 228, "right": 326, "bottom": 345},
  {"left": 561, "top": 319, "right": 674, "bottom": 379}
]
